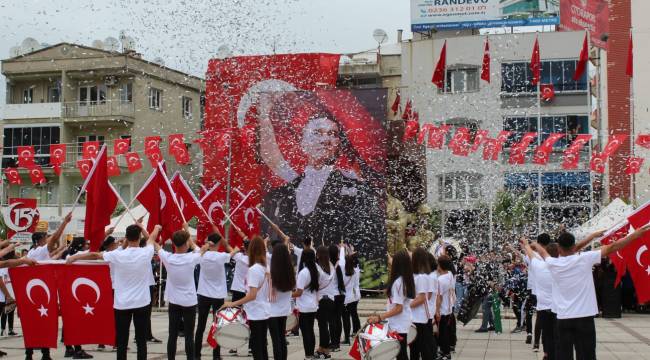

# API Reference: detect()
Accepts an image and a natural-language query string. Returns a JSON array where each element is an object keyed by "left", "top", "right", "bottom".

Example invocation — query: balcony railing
[
  {"left": 63, "top": 100, "right": 135, "bottom": 118},
  {"left": 2, "top": 102, "right": 62, "bottom": 119}
]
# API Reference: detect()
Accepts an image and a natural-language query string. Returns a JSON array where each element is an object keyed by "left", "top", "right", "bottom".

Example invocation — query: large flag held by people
[
  {"left": 83, "top": 145, "right": 118, "bottom": 252},
  {"left": 170, "top": 172, "right": 204, "bottom": 222},
  {"left": 135, "top": 163, "right": 184, "bottom": 241},
  {"left": 623, "top": 201, "right": 650, "bottom": 303}
]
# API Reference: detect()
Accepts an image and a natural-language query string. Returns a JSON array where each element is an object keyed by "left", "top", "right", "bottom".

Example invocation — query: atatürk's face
[{"left": 301, "top": 117, "right": 340, "bottom": 167}]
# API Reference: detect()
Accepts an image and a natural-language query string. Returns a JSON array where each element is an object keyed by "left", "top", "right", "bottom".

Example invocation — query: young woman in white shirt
[
  {"left": 426, "top": 252, "right": 439, "bottom": 358},
  {"left": 292, "top": 248, "right": 320, "bottom": 359},
  {"left": 410, "top": 247, "right": 434, "bottom": 360},
  {"left": 341, "top": 252, "right": 361, "bottom": 345},
  {"left": 222, "top": 236, "right": 270, "bottom": 360},
  {"left": 268, "top": 243, "right": 296, "bottom": 360},
  {"left": 327, "top": 244, "right": 346, "bottom": 352},
  {"left": 314, "top": 246, "right": 337, "bottom": 359},
  {"left": 367, "top": 249, "right": 415, "bottom": 360},
  {"left": 435, "top": 255, "right": 455, "bottom": 360}
]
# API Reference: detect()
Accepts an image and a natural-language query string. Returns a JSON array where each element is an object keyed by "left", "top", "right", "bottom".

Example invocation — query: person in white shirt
[
  {"left": 426, "top": 252, "right": 439, "bottom": 353},
  {"left": 222, "top": 236, "right": 270, "bottom": 360},
  {"left": 435, "top": 255, "right": 455, "bottom": 360},
  {"left": 341, "top": 251, "right": 361, "bottom": 345},
  {"left": 327, "top": 244, "right": 345, "bottom": 352},
  {"left": 533, "top": 224, "right": 650, "bottom": 360},
  {"left": 520, "top": 237, "right": 559, "bottom": 360},
  {"left": 0, "top": 248, "right": 17, "bottom": 337},
  {"left": 68, "top": 222, "right": 161, "bottom": 360},
  {"left": 268, "top": 243, "right": 296, "bottom": 360},
  {"left": 313, "top": 245, "right": 337, "bottom": 359},
  {"left": 194, "top": 231, "right": 235, "bottom": 360},
  {"left": 367, "top": 249, "right": 415, "bottom": 360},
  {"left": 292, "top": 248, "right": 320, "bottom": 359},
  {"left": 157, "top": 225, "right": 203, "bottom": 360},
  {"left": 409, "top": 248, "right": 434, "bottom": 360}
]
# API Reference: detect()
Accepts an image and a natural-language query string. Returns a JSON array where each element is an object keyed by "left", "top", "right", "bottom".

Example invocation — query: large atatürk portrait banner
[{"left": 204, "top": 54, "right": 388, "bottom": 286}]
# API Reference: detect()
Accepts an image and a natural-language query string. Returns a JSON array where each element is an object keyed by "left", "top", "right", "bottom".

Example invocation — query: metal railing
[{"left": 62, "top": 100, "right": 135, "bottom": 118}]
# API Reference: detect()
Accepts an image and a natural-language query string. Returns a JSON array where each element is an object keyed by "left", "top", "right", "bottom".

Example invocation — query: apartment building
[
  {"left": 401, "top": 30, "right": 595, "bottom": 236},
  {"left": 1, "top": 42, "right": 204, "bottom": 233}
]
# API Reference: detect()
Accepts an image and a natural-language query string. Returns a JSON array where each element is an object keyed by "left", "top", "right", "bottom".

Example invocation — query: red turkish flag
[
  {"left": 173, "top": 146, "right": 191, "bottom": 165},
  {"left": 239, "top": 124, "right": 257, "bottom": 153},
  {"left": 540, "top": 84, "right": 555, "bottom": 101},
  {"left": 125, "top": 152, "right": 142, "bottom": 173},
  {"left": 17, "top": 146, "right": 35, "bottom": 168},
  {"left": 84, "top": 146, "right": 118, "bottom": 251},
  {"left": 533, "top": 133, "right": 565, "bottom": 165},
  {"left": 448, "top": 127, "right": 471, "bottom": 156},
  {"left": 170, "top": 172, "right": 204, "bottom": 222},
  {"left": 427, "top": 125, "right": 451, "bottom": 149},
  {"left": 4, "top": 167, "right": 22, "bottom": 185},
  {"left": 601, "top": 134, "right": 628, "bottom": 157},
  {"left": 107, "top": 156, "right": 121, "bottom": 177},
  {"left": 508, "top": 132, "right": 537, "bottom": 165},
  {"left": 481, "top": 37, "right": 490, "bottom": 83},
  {"left": 624, "top": 157, "right": 644, "bottom": 175},
  {"left": 562, "top": 134, "right": 592, "bottom": 169},
  {"left": 471, "top": 129, "right": 489, "bottom": 152},
  {"left": 635, "top": 134, "right": 650, "bottom": 149},
  {"left": 113, "top": 138, "right": 130, "bottom": 155},
  {"left": 621, "top": 231, "right": 650, "bottom": 303},
  {"left": 197, "top": 181, "right": 226, "bottom": 244},
  {"left": 82, "top": 141, "right": 100, "bottom": 160},
  {"left": 349, "top": 336, "right": 362, "bottom": 360},
  {"left": 590, "top": 153, "right": 606, "bottom": 173},
  {"left": 403, "top": 120, "right": 419, "bottom": 142},
  {"left": 482, "top": 138, "right": 500, "bottom": 161},
  {"left": 231, "top": 188, "right": 260, "bottom": 239},
  {"left": 49, "top": 144, "right": 66, "bottom": 166},
  {"left": 168, "top": 134, "right": 185, "bottom": 155},
  {"left": 391, "top": 91, "right": 401, "bottom": 115},
  {"left": 77, "top": 159, "right": 93, "bottom": 179},
  {"left": 146, "top": 150, "right": 163, "bottom": 168},
  {"left": 530, "top": 37, "right": 541, "bottom": 86},
  {"left": 417, "top": 124, "right": 434, "bottom": 145},
  {"left": 28, "top": 165, "right": 46, "bottom": 185},
  {"left": 58, "top": 264, "right": 115, "bottom": 345},
  {"left": 574, "top": 33, "right": 589, "bottom": 81},
  {"left": 9, "top": 264, "right": 60, "bottom": 348},
  {"left": 401, "top": 100, "right": 412, "bottom": 120},
  {"left": 136, "top": 163, "right": 184, "bottom": 241},
  {"left": 601, "top": 222, "right": 631, "bottom": 287},
  {"left": 5, "top": 198, "right": 39, "bottom": 240},
  {"left": 626, "top": 34, "right": 633, "bottom": 78},
  {"left": 432, "top": 41, "right": 447, "bottom": 89},
  {"left": 628, "top": 200, "right": 650, "bottom": 229},
  {"left": 144, "top": 136, "right": 163, "bottom": 167}
]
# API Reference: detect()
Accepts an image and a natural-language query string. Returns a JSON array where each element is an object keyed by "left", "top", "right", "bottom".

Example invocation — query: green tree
[{"left": 493, "top": 190, "right": 536, "bottom": 233}]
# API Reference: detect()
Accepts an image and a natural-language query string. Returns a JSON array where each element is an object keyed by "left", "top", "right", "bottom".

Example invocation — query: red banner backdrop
[{"left": 559, "top": 0, "right": 609, "bottom": 49}]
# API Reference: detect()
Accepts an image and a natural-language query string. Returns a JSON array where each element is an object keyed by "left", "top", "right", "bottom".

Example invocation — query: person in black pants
[
  {"left": 328, "top": 245, "right": 345, "bottom": 352},
  {"left": 409, "top": 248, "right": 434, "bottom": 360},
  {"left": 293, "top": 248, "right": 320, "bottom": 359},
  {"left": 268, "top": 243, "right": 296, "bottom": 360},
  {"left": 315, "top": 246, "right": 339, "bottom": 359},
  {"left": 341, "top": 251, "right": 361, "bottom": 345}
]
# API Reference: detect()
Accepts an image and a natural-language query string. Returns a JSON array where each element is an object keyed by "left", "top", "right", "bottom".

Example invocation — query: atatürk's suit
[{"left": 261, "top": 170, "right": 385, "bottom": 258}]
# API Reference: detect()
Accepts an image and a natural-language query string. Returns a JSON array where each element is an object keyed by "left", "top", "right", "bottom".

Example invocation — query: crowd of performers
[{"left": 1, "top": 212, "right": 649, "bottom": 360}]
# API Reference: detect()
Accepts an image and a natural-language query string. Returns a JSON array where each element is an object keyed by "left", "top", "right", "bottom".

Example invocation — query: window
[
  {"left": 2, "top": 126, "right": 61, "bottom": 167},
  {"left": 119, "top": 83, "right": 133, "bottom": 103},
  {"left": 200, "top": 95, "right": 206, "bottom": 130},
  {"left": 23, "top": 87, "right": 34, "bottom": 103},
  {"left": 78, "top": 85, "right": 107, "bottom": 105},
  {"left": 48, "top": 83, "right": 61, "bottom": 102},
  {"left": 444, "top": 68, "right": 479, "bottom": 93},
  {"left": 501, "top": 60, "right": 588, "bottom": 94},
  {"left": 504, "top": 115, "right": 589, "bottom": 148},
  {"left": 505, "top": 172, "right": 590, "bottom": 204},
  {"left": 182, "top": 96, "right": 192, "bottom": 120},
  {"left": 149, "top": 88, "right": 162, "bottom": 110},
  {"left": 76, "top": 135, "right": 105, "bottom": 156},
  {"left": 440, "top": 173, "right": 481, "bottom": 201}
]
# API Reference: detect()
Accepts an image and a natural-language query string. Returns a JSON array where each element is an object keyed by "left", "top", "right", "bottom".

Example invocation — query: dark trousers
[
  {"left": 438, "top": 314, "right": 453, "bottom": 356},
  {"left": 168, "top": 303, "right": 196, "bottom": 360},
  {"left": 556, "top": 316, "right": 596, "bottom": 360},
  {"left": 538, "top": 310, "right": 556, "bottom": 360},
  {"left": 146, "top": 286, "right": 155, "bottom": 339},
  {"left": 115, "top": 305, "right": 149, "bottom": 360},
  {"left": 316, "top": 297, "right": 336, "bottom": 348},
  {"left": 535, "top": 309, "right": 544, "bottom": 346},
  {"left": 194, "top": 295, "right": 223, "bottom": 360},
  {"left": 331, "top": 295, "right": 344, "bottom": 347},
  {"left": 397, "top": 332, "right": 408, "bottom": 360},
  {"left": 342, "top": 301, "right": 361, "bottom": 342},
  {"left": 249, "top": 319, "right": 269, "bottom": 360},
  {"left": 0, "top": 305, "right": 14, "bottom": 331},
  {"left": 409, "top": 320, "right": 435, "bottom": 360},
  {"left": 524, "top": 294, "right": 536, "bottom": 334},
  {"left": 268, "top": 316, "right": 288, "bottom": 360},
  {"left": 230, "top": 290, "right": 245, "bottom": 302},
  {"left": 298, "top": 312, "right": 316, "bottom": 357},
  {"left": 25, "top": 348, "right": 50, "bottom": 358}
]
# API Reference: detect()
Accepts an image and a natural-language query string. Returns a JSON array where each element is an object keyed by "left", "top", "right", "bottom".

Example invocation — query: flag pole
[
  {"left": 255, "top": 205, "right": 288, "bottom": 240},
  {"left": 109, "top": 182, "right": 138, "bottom": 223},
  {"left": 157, "top": 162, "right": 187, "bottom": 224},
  {"left": 112, "top": 196, "right": 139, "bottom": 230}
]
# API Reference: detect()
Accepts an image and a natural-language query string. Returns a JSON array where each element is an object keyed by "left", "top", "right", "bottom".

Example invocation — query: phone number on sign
[{"left": 427, "top": 5, "right": 487, "bottom": 13}]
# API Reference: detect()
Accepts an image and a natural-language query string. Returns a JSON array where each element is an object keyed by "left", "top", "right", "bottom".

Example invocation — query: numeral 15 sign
[{"left": 2, "top": 198, "right": 40, "bottom": 241}]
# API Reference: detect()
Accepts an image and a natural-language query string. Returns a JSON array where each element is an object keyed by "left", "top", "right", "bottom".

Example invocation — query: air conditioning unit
[{"left": 104, "top": 76, "right": 118, "bottom": 87}]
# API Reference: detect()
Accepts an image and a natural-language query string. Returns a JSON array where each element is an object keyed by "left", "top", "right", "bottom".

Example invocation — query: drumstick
[{"left": 255, "top": 206, "right": 288, "bottom": 241}]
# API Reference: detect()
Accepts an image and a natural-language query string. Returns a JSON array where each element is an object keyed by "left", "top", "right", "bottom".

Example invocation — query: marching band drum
[
  {"left": 356, "top": 322, "right": 401, "bottom": 360},
  {"left": 213, "top": 307, "right": 250, "bottom": 349}
]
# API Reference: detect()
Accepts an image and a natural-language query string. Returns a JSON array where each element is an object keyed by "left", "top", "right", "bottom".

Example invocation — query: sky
[{"left": 0, "top": 0, "right": 412, "bottom": 106}]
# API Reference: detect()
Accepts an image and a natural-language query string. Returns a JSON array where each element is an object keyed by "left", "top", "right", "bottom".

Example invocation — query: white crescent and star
[
  {"left": 53, "top": 148, "right": 63, "bottom": 158},
  {"left": 20, "top": 149, "right": 32, "bottom": 158},
  {"left": 244, "top": 208, "right": 255, "bottom": 229},
  {"left": 159, "top": 189, "right": 167, "bottom": 210},
  {"left": 71, "top": 278, "right": 101, "bottom": 315},
  {"left": 26, "top": 279, "right": 51, "bottom": 317}
]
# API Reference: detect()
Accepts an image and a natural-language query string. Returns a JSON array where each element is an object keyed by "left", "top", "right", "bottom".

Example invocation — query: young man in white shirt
[
  {"left": 533, "top": 224, "right": 650, "bottom": 360},
  {"left": 194, "top": 230, "right": 235, "bottom": 360},
  {"left": 67, "top": 222, "right": 161, "bottom": 360}
]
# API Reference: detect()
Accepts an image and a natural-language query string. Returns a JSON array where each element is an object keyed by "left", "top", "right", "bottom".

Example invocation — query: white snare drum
[
  {"left": 407, "top": 324, "right": 417, "bottom": 345},
  {"left": 285, "top": 307, "right": 299, "bottom": 332},
  {"left": 357, "top": 323, "right": 400, "bottom": 360},
  {"left": 214, "top": 307, "right": 249, "bottom": 349}
]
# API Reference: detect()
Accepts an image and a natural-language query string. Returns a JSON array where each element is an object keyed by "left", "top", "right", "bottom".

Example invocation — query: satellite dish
[
  {"left": 9, "top": 46, "right": 21, "bottom": 57},
  {"left": 122, "top": 36, "right": 136, "bottom": 51},
  {"left": 216, "top": 45, "right": 233, "bottom": 59},
  {"left": 152, "top": 57, "right": 165, "bottom": 66},
  {"left": 104, "top": 37, "right": 119, "bottom": 52},
  {"left": 21, "top": 37, "right": 41, "bottom": 54},
  {"left": 92, "top": 39, "right": 104, "bottom": 49},
  {"left": 372, "top": 29, "right": 388, "bottom": 45}
]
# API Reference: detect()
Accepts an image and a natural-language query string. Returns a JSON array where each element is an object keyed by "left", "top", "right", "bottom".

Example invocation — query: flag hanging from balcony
[
  {"left": 530, "top": 36, "right": 541, "bottom": 86},
  {"left": 624, "top": 156, "right": 644, "bottom": 175},
  {"left": 82, "top": 141, "right": 100, "bottom": 160},
  {"left": 107, "top": 156, "right": 121, "bottom": 177},
  {"left": 481, "top": 37, "right": 490, "bottom": 83},
  {"left": 636, "top": 134, "right": 650, "bottom": 149},
  {"left": 448, "top": 127, "right": 471, "bottom": 156},
  {"left": 626, "top": 33, "right": 634, "bottom": 78},
  {"left": 50, "top": 144, "right": 66, "bottom": 176},
  {"left": 125, "top": 152, "right": 142, "bottom": 173},
  {"left": 508, "top": 132, "right": 537, "bottom": 165},
  {"left": 427, "top": 125, "right": 452, "bottom": 150},
  {"left": 540, "top": 84, "right": 555, "bottom": 101},
  {"left": 432, "top": 41, "right": 447, "bottom": 89},
  {"left": 113, "top": 138, "right": 130, "bottom": 155},
  {"left": 471, "top": 129, "right": 489, "bottom": 152},
  {"left": 403, "top": 120, "right": 419, "bottom": 142},
  {"left": 391, "top": 91, "right": 400, "bottom": 115},
  {"left": 562, "top": 134, "right": 592, "bottom": 169},
  {"left": 574, "top": 32, "right": 589, "bottom": 81},
  {"left": 533, "top": 133, "right": 565, "bottom": 165},
  {"left": 168, "top": 134, "right": 186, "bottom": 155},
  {"left": 144, "top": 136, "right": 163, "bottom": 167},
  {"left": 17, "top": 146, "right": 35, "bottom": 168},
  {"left": 4, "top": 168, "right": 22, "bottom": 185},
  {"left": 77, "top": 159, "right": 93, "bottom": 179},
  {"left": 28, "top": 166, "right": 46, "bottom": 185}
]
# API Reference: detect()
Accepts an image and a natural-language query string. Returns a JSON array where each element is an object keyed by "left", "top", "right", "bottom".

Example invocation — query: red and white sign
[
  {"left": 559, "top": 0, "right": 609, "bottom": 49},
  {"left": 3, "top": 198, "right": 40, "bottom": 241}
]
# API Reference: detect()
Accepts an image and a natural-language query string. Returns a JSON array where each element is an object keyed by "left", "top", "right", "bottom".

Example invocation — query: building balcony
[
  {"left": 62, "top": 100, "right": 135, "bottom": 124},
  {"left": 2, "top": 102, "right": 62, "bottom": 120}
]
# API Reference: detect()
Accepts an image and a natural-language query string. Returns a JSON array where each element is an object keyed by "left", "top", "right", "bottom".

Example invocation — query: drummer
[
  {"left": 222, "top": 236, "right": 270, "bottom": 360},
  {"left": 292, "top": 248, "right": 320, "bottom": 359},
  {"left": 367, "top": 249, "right": 415, "bottom": 360},
  {"left": 268, "top": 242, "right": 296, "bottom": 360}
]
